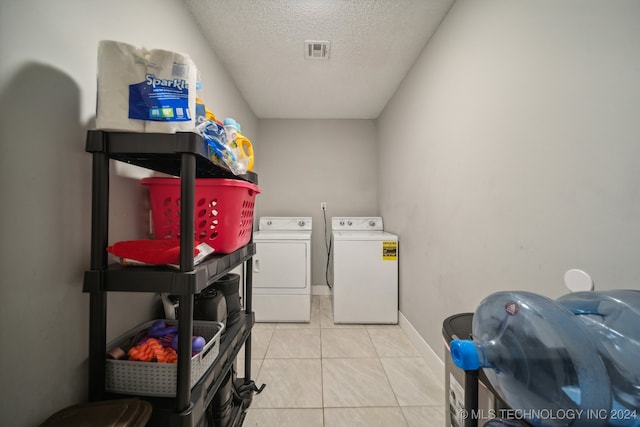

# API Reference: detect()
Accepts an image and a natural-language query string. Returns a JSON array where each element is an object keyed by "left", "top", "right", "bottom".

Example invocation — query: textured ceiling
[{"left": 183, "top": 0, "right": 455, "bottom": 119}]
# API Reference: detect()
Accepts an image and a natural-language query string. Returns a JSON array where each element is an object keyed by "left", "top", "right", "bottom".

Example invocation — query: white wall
[
  {"left": 255, "top": 119, "right": 378, "bottom": 287},
  {"left": 0, "top": 1, "right": 255, "bottom": 425},
  {"left": 378, "top": 0, "right": 640, "bottom": 359}
]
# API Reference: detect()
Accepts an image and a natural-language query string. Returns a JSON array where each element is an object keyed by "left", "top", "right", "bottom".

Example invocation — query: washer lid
[
  {"left": 258, "top": 217, "right": 312, "bottom": 231},
  {"left": 332, "top": 230, "right": 397, "bottom": 241}
]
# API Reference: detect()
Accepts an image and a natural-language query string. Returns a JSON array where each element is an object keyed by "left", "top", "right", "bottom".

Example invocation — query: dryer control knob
[
  {"left": 298, "top": 220, "right": 305, "bottom": 227},
  {"left": 347, "top": 221, "right": 353, "bottom": 226},
  {"left": 340, "top": 221, "right": 345, "bottom": 226},
  {"left": 267, "top": 220, "right": 272, "bottom": 226},
  {"left": 369, "top": 220, "right": 376, "bottom": 227}
]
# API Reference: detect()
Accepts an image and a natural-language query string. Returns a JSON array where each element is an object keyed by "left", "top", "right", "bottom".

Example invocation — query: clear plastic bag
[{"left": 195, "top": 119, "right": 248, "bottom": 175}]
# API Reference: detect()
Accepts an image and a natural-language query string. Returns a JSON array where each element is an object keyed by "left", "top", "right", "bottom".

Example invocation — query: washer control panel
[
  {"left": 259, "top": 217, "right": 312, "bottom": 231},
  {"left": 331, "top": 217, "right": 384, "bottom": 231}
]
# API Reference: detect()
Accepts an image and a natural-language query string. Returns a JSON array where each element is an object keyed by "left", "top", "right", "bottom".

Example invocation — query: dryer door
[{"left": 253, "top": 241, "right": 308, "bottom": 289}]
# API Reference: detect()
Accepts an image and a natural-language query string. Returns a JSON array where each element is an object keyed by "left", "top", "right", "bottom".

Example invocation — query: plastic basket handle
[{"left": 195, "top": 322, "right": 225, "bottom": 362}]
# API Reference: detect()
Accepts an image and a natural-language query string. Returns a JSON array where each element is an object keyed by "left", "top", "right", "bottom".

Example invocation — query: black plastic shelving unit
[{"left": 84, "top": 130, "right": 258, "bottom": 427}]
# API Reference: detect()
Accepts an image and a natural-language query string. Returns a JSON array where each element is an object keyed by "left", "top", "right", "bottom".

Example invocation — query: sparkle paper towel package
[
  {"left": 96, "top": 41, "right": 147, "bottom": 132},
  {"left": 144, "top": 48, "right": 198, "bottom": 133},
  {"left": 96, "top": 40, "right": 197, "bottom": 133}
]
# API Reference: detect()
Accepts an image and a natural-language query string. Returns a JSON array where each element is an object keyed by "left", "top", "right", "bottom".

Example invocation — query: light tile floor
[{"left": 239, "top": 295, "right": 445, "bottom": 427}]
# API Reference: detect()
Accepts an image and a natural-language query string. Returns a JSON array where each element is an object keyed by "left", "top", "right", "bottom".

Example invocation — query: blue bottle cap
[
  {"left": 450, "top": 339, "right": 481, "bottom": 370},
  {"left": 223, "top": 118, "right": 238, "bottom": 128}
]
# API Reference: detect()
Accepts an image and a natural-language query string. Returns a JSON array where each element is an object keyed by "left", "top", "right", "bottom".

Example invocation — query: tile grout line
[
  {"left": 319, "top": 316, "right": 325, "bottom": 426},
  {"left": 366, "top": 326, "right": 405, "bottom": 415}
]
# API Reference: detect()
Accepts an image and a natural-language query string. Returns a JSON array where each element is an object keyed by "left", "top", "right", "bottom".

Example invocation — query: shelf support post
[
  {"left": 88, "top": 147, "right": 109, "bottom": 401},
  {"left": 176, "top": 152, "right": 196, "bottom": 412},
  {"left": 243, "top": 231, "right": 255, "bottom": 379}
]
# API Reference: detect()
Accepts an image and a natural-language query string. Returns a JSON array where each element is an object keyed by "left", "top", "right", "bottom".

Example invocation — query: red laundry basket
[{"left": 141, "top": 177, "right": 260, "bottom": 254}]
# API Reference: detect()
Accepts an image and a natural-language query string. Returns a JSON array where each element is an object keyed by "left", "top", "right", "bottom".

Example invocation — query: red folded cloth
[{"left": 107, "top": 239, "right": 212, "bottom": 266}]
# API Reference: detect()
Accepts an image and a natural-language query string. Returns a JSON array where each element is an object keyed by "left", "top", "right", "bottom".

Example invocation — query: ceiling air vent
[{"left": 305, "top": 40, "right": 330, "bottom": 60}]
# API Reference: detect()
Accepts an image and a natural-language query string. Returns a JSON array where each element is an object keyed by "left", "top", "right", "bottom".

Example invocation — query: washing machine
[
  {"left": 252, "top": 217, "right": 312, "bottom": 322},
  {"left": 331, "top": 217, "right": 398, "bottom": 324}
]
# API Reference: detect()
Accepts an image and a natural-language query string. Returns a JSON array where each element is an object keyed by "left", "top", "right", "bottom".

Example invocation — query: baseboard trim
[
  {"left": 312, "top": 284, "right": 332, "bottom": 296},
  {"left": 398, "top": 311, "right": 444, "bottom": 373}
]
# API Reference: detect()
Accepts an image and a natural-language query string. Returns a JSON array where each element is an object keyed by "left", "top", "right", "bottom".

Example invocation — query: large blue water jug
[
  {"left": 557, "top": 290, "right": 640, "bottom": 426},
  {"left": 450, "top": 291, "right": 611, "bottom": 427}
]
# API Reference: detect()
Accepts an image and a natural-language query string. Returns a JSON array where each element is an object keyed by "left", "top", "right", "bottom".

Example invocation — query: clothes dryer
[
  {"left": 331, "top": 217, "right": 398, "bottom": 324},
  {"left": 252, "top": 217, "right": 312, "bottom": 322}
]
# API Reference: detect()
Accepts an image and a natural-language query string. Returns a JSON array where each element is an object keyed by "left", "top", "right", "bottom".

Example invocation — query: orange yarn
[
  {"left": 127, "top": 338, "right": 177, "bottom": 363},
  {"left": 157, "top": 347, "right": 177, "bottom": 363}
]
